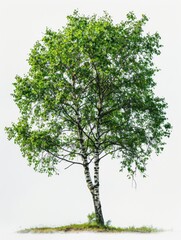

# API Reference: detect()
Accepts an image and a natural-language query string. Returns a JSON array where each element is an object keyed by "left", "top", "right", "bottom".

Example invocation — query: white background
[{"left": 1, "top": 0, "right": 181, "bottom": 237}]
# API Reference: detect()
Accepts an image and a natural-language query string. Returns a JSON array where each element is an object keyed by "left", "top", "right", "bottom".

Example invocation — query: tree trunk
[
  {"left": 92, "top": 186, "right": 104, "bottom": 226},
  {"left": 83, "top": 161, "right": 105, "bottom": 226},
  {"left": 92, "top": 148, "right": 104, "bottom": 226}
]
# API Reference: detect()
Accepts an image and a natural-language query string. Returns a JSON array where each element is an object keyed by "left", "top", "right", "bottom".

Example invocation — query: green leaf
[{"left": 6, "top": 10, "right": 171, "bottom": 178}]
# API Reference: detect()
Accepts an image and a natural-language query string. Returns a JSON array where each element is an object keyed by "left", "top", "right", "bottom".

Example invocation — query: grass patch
[{"left": 19, "top": 223, "right": 162, "bottom": 234}]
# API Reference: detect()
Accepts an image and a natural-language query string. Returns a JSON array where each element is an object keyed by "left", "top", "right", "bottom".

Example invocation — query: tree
[{"left": 6, "top": 11, "right": 171, "bottom": 226}]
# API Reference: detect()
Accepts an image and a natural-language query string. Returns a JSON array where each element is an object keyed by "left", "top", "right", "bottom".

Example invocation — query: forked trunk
[{"left": 83, "top": 157, "right": 105, "bottom": 226}]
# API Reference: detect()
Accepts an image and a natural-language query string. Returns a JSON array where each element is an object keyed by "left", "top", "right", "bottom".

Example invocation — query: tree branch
[
  {"left": 44, "top": 149, "right": 83, "bottom": 166},
  {"left": 99, "top": 147, "right": 122, "bottom": 160},
  {"left": 64, "top": 163, "right": 74, "bottom": 170},
  {"left": 58, "top": 146, "right": 82, "bottom": 156}
]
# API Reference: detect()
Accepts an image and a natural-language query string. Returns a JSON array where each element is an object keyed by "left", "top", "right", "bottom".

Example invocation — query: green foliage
[
  {"left": 87, "top": 212, "right": 111, "bottom": 227},
  {"left": 6, "top": 10, "right": 171, "bottom": 177},
  {"left": 87, "top": 212, "right": 97, "bottom": 224}
]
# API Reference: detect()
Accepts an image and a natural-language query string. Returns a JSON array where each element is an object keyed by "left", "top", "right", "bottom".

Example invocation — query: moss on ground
[{"left": 19, "top": 223, "right": 162, "bottom": 233}]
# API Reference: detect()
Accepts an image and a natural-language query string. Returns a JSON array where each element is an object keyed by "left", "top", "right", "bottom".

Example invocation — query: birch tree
[{"left": 6, "top": 11, "right": 171, "bottom": 226}]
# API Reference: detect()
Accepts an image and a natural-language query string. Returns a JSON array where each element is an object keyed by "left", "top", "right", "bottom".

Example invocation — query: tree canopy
[{"left": 6, "top": 11, "right": 171, "bottom": 225}]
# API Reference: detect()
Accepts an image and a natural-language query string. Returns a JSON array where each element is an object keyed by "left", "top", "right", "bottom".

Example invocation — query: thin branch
[
  {"left": 99, "top": 147, "right": 122, "bottom": 160},
  {"left": 58, "top": 146, "right": 82, "bottom": 156},
  {"left": 61, "top": 105, "right": 79, "bottom": 125},
  {"left": 86, "top": 122, "right": 97, "bottom": 141},
  {"left": 61, "top": 105, "right": 96, "bottom": 146},
  {"left": 82, "top": 76, "right": 96, "bottom": 92},
  {"left": 87, "top": 156, "right": 95, "bottom": 165},
  {"left": 99, "top": 129, "right": 111, "bottom": 138},
  {"left": 44, "top": 149, "right": 83, "bottom": 166},
  {"left": 64, "top": 102, "right": 80, "bottom": 116},
  {"left": 64, "top": 163, "right": 74, "bottom": 170},
  {"left": 100, "top": 106, "right": 119, "bottom": 118}
]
